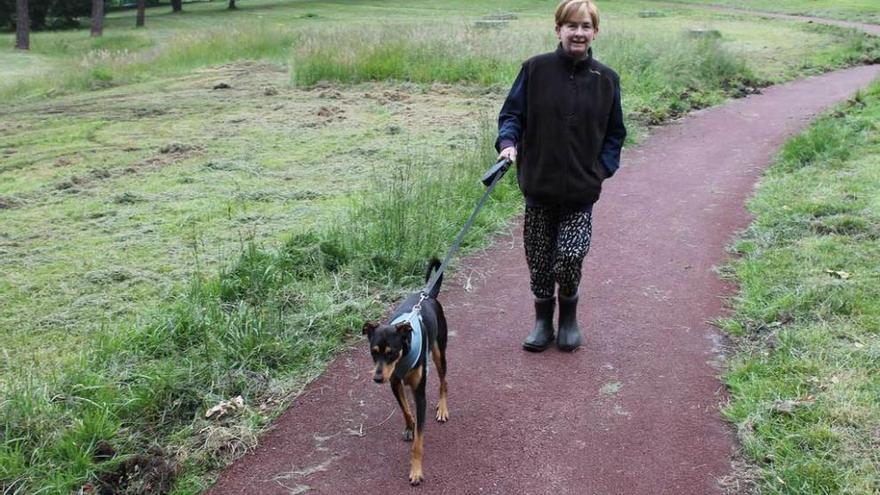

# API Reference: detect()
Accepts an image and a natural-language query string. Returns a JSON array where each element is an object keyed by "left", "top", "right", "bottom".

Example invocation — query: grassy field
[
  {"left": 2, "top": 0, "right": 879, "bottom": 492},
  {"left": 659, "top": 0, "right": 880, "bottom": 24},
  {"left": 720, "top": 82, "right": 880, "bottom": 494}
]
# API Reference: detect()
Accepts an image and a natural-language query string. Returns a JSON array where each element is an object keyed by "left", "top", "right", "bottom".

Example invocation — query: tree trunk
[
  {"left": 90, "top": 0, "right": 104, "bottom": 37},
  {"left": 171, "top": 0, "right": 182, "bottom": 13},
  {"left": 228, "top": 0, "right": 236, "bottom": 9},
  {"left": 136, "top": 0, "right": 145, "bottom": 27},
  {"left": 15, "top": 0, "right": 29, "bottom": 50}
]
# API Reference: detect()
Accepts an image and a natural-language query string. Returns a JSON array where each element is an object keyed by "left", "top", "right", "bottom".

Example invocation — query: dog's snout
[{"left": 373, "top": 375, "right": 384, "bottom": 383}]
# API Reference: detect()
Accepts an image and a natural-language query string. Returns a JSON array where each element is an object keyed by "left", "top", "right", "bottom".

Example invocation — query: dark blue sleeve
[
  {"left": 495, "top": 66, "right": 527, "bottom": 152},
  {"left": 599, "top": 76, "right": 626, "bottom": 178}
]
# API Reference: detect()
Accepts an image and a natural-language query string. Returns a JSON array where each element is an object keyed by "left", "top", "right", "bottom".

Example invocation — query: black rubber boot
[
  {"left": 556, "top": 293, "right": 582, "bottom": 351},
  {"left": 522, "top": 297, "right": 555, "bottom": 352}
]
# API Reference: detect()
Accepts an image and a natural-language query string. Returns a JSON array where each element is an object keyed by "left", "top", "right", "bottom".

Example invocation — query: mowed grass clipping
[{"left": 719, "top": 81, "right": 880, "bottom": 493}]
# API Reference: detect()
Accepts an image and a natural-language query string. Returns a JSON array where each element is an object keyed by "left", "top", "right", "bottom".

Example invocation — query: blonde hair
[{"left": 555, "top": 0, "right": 600, "bottom": 30}]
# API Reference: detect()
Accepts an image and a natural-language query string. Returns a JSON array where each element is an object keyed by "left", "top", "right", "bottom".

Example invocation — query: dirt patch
[
  {"left": 122, "top": 144, "right": 204, "bottom": 174},
  {"left": 90, "top": 445, "right": 180, "bottom": 495},
  {"left": 318, "top": 89, "right": 342, "bottom": 99},
  {"left": 84, "top": 267, "right": 155, "bottom": 285},
  {"left": 159, "top": 143, "right": 200, "bottom": 154},
  {"left": 364, "top": 90, "right": 411, "bottom": 105},
  {"left": 54, "top": 156, "right": 75, "bottom": 167},
  {"left": 308, "top": 105, "right": 347, "bottom": 127},
  {"left": 53, "top": 168, "right": 132, "bottom": 193},
  {"left": 316, "top": 106, "right": 343, "bottom": 118},
  {"left": 112, "top": 191, "right": 147, "bottom": 204},
  {"left": 54, "top": 175, "right": 88, "bottom": 191}
]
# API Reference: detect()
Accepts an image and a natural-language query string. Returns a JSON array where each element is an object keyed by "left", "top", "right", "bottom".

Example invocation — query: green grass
[
  {"left": 659, "top": 0, "right": 880, "bottom": 24},
  {"left": 719, "top": 82, "right": 880, "bottom": 494}
]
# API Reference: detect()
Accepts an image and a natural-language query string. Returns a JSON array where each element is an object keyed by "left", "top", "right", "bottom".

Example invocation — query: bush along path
[{"left": 207, "top": 64, "right": 880, "bottom": 494}]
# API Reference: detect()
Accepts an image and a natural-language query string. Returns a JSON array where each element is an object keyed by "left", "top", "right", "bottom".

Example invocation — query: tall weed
[{"left": 291, "top": 24, "right": 761, "bottom": 128}]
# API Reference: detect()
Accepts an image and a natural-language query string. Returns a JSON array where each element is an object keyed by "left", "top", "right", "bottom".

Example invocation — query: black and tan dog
[{"left": 362, "top": 258, "right": 449, "bottom": 486}]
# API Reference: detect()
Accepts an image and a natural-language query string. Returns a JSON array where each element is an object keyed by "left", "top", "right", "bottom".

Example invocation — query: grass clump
[
  {"left": 292, "top": 23, "right": 761, "bottom": 133},
  {"left": 329, "top": 129, "right": 521, "bottom": 282},
  {"left": 1, "top": 24, "right": 296, "bottom": 102},
  {"left": 0, "top": 124, "right": 519, "bottom": 492},
  {"left": 602, "top": 31, "right": 759, "bottom": 125},
  {"left": 719, "top": 81, "right": 880, "bottom": 493},
  {"left": 291, "top": 24, "right": 512, "bottom": 86}
]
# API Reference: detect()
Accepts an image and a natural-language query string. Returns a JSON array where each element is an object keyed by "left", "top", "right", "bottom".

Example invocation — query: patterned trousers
[{"left": 523, "top": 205, "right": 593, "bottom": 299}]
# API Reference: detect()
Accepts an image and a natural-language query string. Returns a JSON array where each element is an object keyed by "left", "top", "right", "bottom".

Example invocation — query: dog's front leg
[
  {"left": 407, "top": 370, "right": 427, "bottom": 485},
  {"left": 392, "top": 379, "right": 415, "bottom": 441}
]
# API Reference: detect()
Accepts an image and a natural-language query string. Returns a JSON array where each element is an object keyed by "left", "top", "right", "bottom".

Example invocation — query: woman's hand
[{"left": 498, "top": 146, "right": 517, "bottom": 163}]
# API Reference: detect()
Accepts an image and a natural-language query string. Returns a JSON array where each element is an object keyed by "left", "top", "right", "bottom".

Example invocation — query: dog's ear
[
  {"left": 395, "top": 321, "right": 413, "bottom": 335},
  {"left": 362, "top": 321, "right": 379, "bottom": 337}
]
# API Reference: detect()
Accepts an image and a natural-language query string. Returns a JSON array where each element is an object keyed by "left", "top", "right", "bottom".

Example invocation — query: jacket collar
[{"left": 555, "top": 43, "right": 593, "bottom": 72}]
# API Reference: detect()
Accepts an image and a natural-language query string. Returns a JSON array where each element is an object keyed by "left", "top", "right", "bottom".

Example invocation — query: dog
[{"left": 362, "top": 258, "right": 449, "bottom": 486}]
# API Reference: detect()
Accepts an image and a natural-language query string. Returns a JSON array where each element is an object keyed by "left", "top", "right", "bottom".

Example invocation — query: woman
[{"left": 496, "top": 0, "right": 626, "bottom": 352}]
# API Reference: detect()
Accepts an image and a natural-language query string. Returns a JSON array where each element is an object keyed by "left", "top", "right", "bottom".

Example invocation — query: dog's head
[{"left": 362, "top": 320, "right": 413, "bottom": 384}]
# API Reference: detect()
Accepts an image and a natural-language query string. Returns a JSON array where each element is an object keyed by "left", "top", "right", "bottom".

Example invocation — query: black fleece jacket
[{"left": 496, "top": 45, "right": 626, "bottom": 208}]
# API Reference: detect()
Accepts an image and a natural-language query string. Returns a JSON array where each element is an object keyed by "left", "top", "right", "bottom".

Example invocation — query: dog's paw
[
  {"left": 408, "top": 469, "right": 423, "bottom": 486},
  {"left": 435, "top": 405, "right": 449, "bottom": 423},
  {"left": 402, "top": 428, "right": 414, "bottom": 442}
]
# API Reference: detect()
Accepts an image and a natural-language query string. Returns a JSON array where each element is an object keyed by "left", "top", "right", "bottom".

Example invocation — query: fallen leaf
[{"left": 206, "top": 395, "right": 245, "bottom": 419}]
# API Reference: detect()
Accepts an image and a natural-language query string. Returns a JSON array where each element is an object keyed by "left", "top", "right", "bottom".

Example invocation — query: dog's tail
[{"left": 424, "top": 257, "right": 443, "bottom": 298}]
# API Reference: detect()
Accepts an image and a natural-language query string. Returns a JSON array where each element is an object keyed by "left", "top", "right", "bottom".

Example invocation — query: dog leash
[{"left": 422, "top": 157, "right": 513, "bottom": 298}]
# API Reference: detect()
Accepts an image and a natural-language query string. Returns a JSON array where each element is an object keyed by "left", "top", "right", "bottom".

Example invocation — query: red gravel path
[{"left": 208, "top": 65, "right": 880, "bottom": 494}]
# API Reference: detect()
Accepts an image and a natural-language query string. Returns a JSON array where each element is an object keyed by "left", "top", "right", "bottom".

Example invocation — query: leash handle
[
  {"left": 423, "top": 158, "right": 512, "bottom": 296},
  {"left": 481, "top": 157, "right": 513, "bottom": 187}
]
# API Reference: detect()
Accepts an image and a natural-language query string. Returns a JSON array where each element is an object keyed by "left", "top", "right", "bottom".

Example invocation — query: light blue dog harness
[{"left": 390, "top": 310, "right": 427, "bottom": 381}]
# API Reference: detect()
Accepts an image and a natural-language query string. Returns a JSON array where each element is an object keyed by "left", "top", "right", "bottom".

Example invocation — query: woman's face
[{"left": 555, "top": 11, "right": 597, "bottom": 59}]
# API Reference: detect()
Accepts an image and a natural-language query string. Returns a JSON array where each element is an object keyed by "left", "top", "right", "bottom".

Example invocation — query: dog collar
[{"left": 390, "top": 311, "right": 424, "bottom": 379}]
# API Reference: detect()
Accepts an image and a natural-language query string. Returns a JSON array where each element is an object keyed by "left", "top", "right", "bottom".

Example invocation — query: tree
[
  {"left": 2, "top": 0, "right": 91, "bottom": 31},
  {"left": 228, "top": 0, "right": 236, "bottom": 9},
  {"left": 170, "top": 0, "right": 181, "bottom": 13},
  {"left": 90, "top": 0, "right": 103, "bottom": 36},
  {"left": 15, "top": 0, "right": 29, "bottom": 50},
  {"left": 136, "top": 0, "right": 145, "bottom": 27}
]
